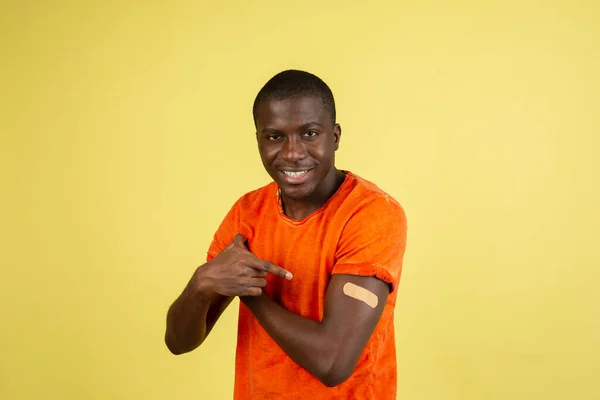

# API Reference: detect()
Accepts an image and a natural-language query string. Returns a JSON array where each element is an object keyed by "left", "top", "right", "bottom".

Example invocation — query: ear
[{"left": 333, "top": 123, "right": 342, "bottom": 151}]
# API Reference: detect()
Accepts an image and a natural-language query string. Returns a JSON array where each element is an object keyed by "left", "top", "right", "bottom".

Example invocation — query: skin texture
[{"left": 165, "top": 94, "right": 391, "bottom": 387}]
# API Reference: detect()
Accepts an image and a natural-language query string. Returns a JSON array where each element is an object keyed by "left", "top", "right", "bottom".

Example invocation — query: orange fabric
[{"left": 207, "top": 171, "right": 407, "bottom": 400}]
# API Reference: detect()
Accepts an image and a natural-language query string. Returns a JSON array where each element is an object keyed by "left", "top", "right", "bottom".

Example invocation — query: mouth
[{"left": 278, "top": 168, "right": 313, "bottom": 184}]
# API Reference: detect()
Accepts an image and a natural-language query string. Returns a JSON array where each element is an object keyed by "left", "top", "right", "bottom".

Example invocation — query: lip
[{"left": 278, "top": 168, "right": 313, "bottom": 185}]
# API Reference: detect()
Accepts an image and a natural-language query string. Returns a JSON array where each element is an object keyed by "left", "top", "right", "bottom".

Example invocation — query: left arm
[
  {"left": 242, "top": 196, "right": 407, "bottom": 387},
  {"left": 241, "top": 274, "right": 390, "bottom": 387}
]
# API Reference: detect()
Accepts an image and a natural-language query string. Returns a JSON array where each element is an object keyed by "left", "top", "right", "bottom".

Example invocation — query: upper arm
[
  {"left": 320, "top": 196, "right": 407, "bottom": 384},
  {"left": 320, "top": 274, "right": 390, "bottom": 384}
]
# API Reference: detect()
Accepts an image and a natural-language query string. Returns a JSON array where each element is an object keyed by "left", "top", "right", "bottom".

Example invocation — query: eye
[
  {"left": 303, "top": 130, "right": 319, "bottom": 138},
  {"left": 266, "top": 134, "right": 282, "bottom": 141}
]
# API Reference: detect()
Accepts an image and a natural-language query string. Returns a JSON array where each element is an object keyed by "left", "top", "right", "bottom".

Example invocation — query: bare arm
[
  {"left": 165, "top": 235, "right": 292, "bottom": 355},
  {"left": 240, "top": 274, "right": 390, "bottom": 387},
  {"left": 165, "top": 271, "right": 234, "bottom": 354},
  {"left": 239, "top": 196, "right": 405, "bottom": 384}
]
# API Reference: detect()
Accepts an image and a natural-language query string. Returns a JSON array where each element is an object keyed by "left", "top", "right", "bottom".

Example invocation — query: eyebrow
[
  {"left": 260, "top": 121, "right": 324, "bottom": 134},
  {"left": 261, "top": 127, "right": 283, "bottom": 134},
  {"left": 299, "top": 121, "right": 324, "bottom": 130}
]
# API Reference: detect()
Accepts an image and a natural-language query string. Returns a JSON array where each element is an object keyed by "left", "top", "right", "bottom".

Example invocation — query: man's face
[{"left": 255, "top": 95, "right": 341, "bottom": 201}]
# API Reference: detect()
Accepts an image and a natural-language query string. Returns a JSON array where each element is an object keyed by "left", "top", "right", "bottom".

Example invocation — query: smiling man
[{"left": 165, "top": 70, "right": 407, "bottom": 399}]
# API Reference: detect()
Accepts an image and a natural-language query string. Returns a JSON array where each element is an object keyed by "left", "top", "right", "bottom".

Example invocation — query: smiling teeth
[{"left": 283, "top": 171, "right": 308, "bottom": 177}]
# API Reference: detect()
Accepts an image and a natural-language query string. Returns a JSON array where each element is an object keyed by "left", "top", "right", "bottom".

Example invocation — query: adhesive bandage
[{"left": 342, "top": 282, "right": 379, "bottom": 308}]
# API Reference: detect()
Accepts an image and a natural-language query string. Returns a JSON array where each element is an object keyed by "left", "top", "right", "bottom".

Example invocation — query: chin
[{"left": 279, "top": 183, "right": 318, "bottom": 200}]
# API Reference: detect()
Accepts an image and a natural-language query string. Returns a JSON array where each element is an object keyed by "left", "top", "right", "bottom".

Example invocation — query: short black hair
[{"left": 252, "top": 70, "right": 336, "bottom": 127}]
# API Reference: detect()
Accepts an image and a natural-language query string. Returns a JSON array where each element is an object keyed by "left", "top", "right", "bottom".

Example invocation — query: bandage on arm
[
  {"left": 239, "top": 273, "right": 390, "bottom": 387},
  {"left": 342, "top": 282, "right": 379, "bottom": 308},
  {"left": 319, "top": 274, "right": 390, "bottom": 384}
]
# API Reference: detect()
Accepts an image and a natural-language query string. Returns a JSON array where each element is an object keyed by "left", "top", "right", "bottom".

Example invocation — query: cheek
[
  {"left": 309, "top": 142, "right": 333, "bottom": 163},
  {"left": 259, "top": 146, "right": 278, "bottom": 163}
]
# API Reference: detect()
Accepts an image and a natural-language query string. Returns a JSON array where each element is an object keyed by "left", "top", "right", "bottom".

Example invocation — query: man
[{"left": 165, "top": 70, "right": 407, "bottom": 399}]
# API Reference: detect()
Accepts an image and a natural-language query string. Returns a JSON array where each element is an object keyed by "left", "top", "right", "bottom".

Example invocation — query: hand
[{"left": 191, "top": 234, "right": 292, "bottom": 297}]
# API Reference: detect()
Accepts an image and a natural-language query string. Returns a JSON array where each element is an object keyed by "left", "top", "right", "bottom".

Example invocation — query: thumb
[
  {"left": 224, "top": 234, "right": 246, "bottom": 251},
  {"left": 233, "top": 234, "right": 248, "bottom": 249}
]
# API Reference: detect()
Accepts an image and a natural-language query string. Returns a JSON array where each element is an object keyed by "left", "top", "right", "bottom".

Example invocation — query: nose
[{"left": 279, "top": 136, "right": 306, "bottom": 163}]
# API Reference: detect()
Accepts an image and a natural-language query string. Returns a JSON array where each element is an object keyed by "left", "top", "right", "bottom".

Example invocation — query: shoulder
[
  {"left": 228, "top": 181, "right": 278, "bottom": 213},
  {"left": 343, "top": 172, "right": 406, "bottom": 222},
  {"left": 209, "top": 181, "right": 277, "bottom": 248}
]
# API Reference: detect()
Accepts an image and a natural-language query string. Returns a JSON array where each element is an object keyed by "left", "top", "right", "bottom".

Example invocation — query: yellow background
[{"left": 1, "top": 0, "right": 599, "bottom": 399}]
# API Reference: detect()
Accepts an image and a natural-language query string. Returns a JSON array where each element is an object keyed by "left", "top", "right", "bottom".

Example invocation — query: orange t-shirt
[{"left": 207, "top": 171, "right": 407, "bottom": 400}]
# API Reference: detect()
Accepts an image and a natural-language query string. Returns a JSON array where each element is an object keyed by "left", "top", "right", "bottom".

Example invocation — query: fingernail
[{"left": 285, "top": 272, "right": 293, "bottom": 280}]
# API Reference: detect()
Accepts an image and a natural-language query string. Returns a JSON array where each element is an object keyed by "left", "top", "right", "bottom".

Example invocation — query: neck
[{"left": 281, "top": 168, "right": 346, "bottom": 220}]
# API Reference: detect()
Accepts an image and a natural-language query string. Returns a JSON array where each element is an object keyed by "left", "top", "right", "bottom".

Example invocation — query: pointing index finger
[{"left": 262, "top": 260, "right": 293, "bottom": 280}]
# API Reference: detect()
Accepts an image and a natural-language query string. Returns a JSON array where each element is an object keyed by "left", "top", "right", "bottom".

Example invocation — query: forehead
[{"left": 256, "top": 95, "right": 331, "bottom": 129}]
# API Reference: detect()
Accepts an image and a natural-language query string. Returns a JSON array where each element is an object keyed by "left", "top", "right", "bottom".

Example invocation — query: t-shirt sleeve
[
  {"left": 332, "top": 195, "right": 407, "bottom": 293},
  {"left": 206, "top": 197, "right": 243, "bottom": 262}
]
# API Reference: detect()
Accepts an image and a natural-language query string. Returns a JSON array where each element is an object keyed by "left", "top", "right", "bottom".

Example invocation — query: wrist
[{"left": 188, "top": 266, "right": 218, "bottom": 300}]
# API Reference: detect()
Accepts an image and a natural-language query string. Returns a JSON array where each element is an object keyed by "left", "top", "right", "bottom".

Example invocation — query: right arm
[
  {"left": 164, "top": 266, "right": 234, "bottom": 355},
  {"left": 164, "top": 234, "right": 292, "bottom": 355}
]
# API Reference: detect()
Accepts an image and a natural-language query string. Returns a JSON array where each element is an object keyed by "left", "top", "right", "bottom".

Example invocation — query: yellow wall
[{"left": 1, "top": 1, "right": 599, "bottom": 399}]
